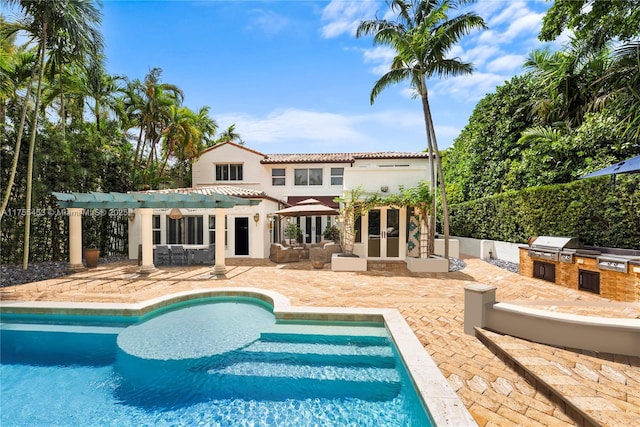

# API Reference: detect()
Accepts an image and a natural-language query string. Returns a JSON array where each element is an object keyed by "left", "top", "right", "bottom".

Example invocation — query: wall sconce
[
  {"left": 268, "top": 215, "right": 275, "bottom": 229},
  {"left": 168, "top": 208, "right": 183, "bottom": 220},
  {"left": 128, "top": 211, "right": 136, "bottom": 222},
  {"left": 380, "top": 185, "right": 389, "bottom": 193},
  {"left": 253, "top": 213, "right": 260, "bottom": 224}
]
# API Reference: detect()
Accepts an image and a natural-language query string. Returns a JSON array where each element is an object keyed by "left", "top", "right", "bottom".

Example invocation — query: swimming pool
[{"left": 0, "top": 289, "right": 476, "bottom": 426}]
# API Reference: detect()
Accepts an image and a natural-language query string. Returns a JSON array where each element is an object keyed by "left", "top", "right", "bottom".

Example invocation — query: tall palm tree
[
  {"left": 357, "top": 0, "right": 486, "bottom": 258},
  {"left": 215, "top": 123, "right": 243, "bottom": 144},
  {"left": 5, "top": 0, "right": 103, "bottom": 268},
  {"left": 122, "top": 67, "right": 184, "bottom": 184}
]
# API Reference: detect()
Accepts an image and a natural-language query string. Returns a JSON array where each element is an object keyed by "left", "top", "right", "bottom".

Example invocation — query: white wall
[
  {"left": 192, "top": 143, "right": 269, "bottom": 191},
  {"left": 344, "top": 158, "right": 431, "bottom": 195},
  {"left": 456, "top": 236, "right": 523, "bottom": 263}
]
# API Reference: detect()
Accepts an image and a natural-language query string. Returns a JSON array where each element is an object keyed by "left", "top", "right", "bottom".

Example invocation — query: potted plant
[
  {"left": 83, "top": 246, "right": 100, "bottom": 268},
  {"left": 323, "top": 224, "right": 340, "bottom": 243},
  {"left": 283, "top": 222, "right": 302, "bottom": 246}
]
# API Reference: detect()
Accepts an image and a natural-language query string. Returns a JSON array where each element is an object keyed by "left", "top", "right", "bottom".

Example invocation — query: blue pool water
[{"left": 1, "top": 298, "right": 433, "bottom": 426}]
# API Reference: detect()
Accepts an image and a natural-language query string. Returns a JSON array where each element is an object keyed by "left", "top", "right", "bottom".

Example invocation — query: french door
[{"left": 367, "top": 208, "right": 402, "bottom": 259}]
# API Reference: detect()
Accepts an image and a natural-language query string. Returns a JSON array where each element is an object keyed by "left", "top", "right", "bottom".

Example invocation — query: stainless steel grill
[{"left": 528, "top": 236, "right": 585, "bottom": 263}]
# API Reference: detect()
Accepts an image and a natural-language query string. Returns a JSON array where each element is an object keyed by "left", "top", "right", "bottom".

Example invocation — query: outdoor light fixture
[
  {"left": 253, "top": 213, "right": 260, "bottom": 224},
  {"left": 168, "top": 208, "right": 183, "bottom": 220},
  {"left": 380, "top": 185, "right": 389, "bottom": 192}
]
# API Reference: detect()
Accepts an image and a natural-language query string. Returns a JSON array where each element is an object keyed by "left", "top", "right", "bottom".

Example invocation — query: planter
[
  {"left": 331, "top": 253, "right": 367, "bottom": 272},
  {"left": 84, "top": 248, "right": 100, "bottom": 268},
  {"left": 406, "top": 256, "right": 449, "bottom": 273},
  {"left": 311, "top": 260, "right": 325, "bottom": 269}
]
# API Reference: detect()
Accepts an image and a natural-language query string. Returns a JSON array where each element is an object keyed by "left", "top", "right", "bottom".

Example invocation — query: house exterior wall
[
  {"left": 131, "top": 142, "right": 433, "bottom": 263},
  {"left": 346, "top": 158, "right": 432, "bottom": 195}
]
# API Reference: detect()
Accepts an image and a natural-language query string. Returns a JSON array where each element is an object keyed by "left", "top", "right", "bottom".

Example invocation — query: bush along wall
[{"left": 449, "top": 174, "right": 640, "bottom": 249}]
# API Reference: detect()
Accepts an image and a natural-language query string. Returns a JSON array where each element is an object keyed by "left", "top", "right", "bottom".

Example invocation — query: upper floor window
[
  {"left": 330, "top": 167, "right": 344, "bottom": 185},
  {"left": 272, "top": 168, "right": 285, "bottom": 186},
  {"left": 294, "top": 168, "right": 322, "bottom": 186},
  {"left": 216, "top": 164, "right": 243, "bottom": 181}
]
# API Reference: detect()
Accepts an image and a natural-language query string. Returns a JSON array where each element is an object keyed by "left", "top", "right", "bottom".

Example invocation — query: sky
[{"left": 17, "top": 0, "right": 565, "bottom": 154}]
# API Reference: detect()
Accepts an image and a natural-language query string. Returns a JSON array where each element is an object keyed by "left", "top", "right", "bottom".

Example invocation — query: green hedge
[{"left": 449, "top": 175, "right": 640, "bottom": 249}]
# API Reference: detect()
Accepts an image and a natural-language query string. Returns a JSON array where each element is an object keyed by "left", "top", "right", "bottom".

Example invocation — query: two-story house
[{"left": 129, "top": 141, "right": 433, "bottom": 263}]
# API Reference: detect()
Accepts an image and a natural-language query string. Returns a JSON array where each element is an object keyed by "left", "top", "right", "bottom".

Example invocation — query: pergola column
[
  {"left": 212, "top": 208, "right": 227, "bottom": 277},
  {"left": 68, "top": 208, "right": 84, "bottom": 272},
  {"left": 138, "top": 208, "right": 156, "bottom": 274}
]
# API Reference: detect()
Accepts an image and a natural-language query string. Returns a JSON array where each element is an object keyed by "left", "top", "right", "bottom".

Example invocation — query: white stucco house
[{"left": 128, "top": 141, "right": 442, "bottom": 268}]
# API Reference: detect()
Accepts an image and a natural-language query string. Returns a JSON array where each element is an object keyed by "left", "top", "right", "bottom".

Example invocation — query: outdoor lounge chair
[{"left": 269, "top": 243, "right": 300, "bottom": 263}]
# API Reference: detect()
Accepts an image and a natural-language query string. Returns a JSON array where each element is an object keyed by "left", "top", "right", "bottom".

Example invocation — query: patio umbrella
[
  {"left": 273, "top": 199, "right": 339, "bottom": 217},
  {"left": 581, "top": 155, "right": 640, "bottom": 179}
]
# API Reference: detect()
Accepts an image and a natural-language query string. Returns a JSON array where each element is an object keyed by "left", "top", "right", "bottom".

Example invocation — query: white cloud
[
  {"left": 362, "top": 46, "right": 396, "bottom": 75},
  {"left": 431, "top": 73, "right": 507, "bottom": 102},
  {"left": 320, "top": 0, "right": 379, "bottom": 38},
  {"left": 214, "top": 108, "right": 428, "bottom": 152},
  {"left": 246, "top": 9, "right": 289, "bottom": 36},
  {"left": 486, "top": 54, "right": 526, "bottom": 73}
]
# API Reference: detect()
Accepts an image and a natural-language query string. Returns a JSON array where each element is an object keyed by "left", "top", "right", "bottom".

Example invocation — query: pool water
[{"left": 1, "top": 299, "right": 433, "bottom": 426}]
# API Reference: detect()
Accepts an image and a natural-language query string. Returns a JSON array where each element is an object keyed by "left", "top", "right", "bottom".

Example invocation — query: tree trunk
[
  {"left": 420, "top": 82, "right": 437, "bottom": 258},
  {"left": 425, "top": 102, "right": 450, "bottom": 259},
  {"left": 0, "top": 49, "right": 40, "bottom": 220},
  {"left": 23, "top": 22, "right": 48, "bottom": 269}
]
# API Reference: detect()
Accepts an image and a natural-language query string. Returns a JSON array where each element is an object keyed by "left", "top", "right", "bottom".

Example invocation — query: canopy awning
[
  {"left": 581, "top": 155, "right": 640, "bottom": 179},
  {"left": 52, "top": 191, "right": 260, "bottom": 209}
]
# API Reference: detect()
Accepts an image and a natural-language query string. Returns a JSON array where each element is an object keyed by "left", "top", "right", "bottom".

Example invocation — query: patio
[{"left": 1, "top": 257, "right": 638, "bottom": 426}]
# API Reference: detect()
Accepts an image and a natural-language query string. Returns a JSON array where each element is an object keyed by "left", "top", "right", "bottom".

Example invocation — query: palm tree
[
  {"left": 523, "top": 39, "right": 610, "bottom": 129},
  {"left": 357, "top": 0, "right": 486, "bottom": 259},
  {"left": 5, "top": 0, "right": 103, "bottom": 268},
  {"left": 215, "top": 123, "right": 243, "bottom": 144},
  {"left": 122, "top": 67, "right": 184, "bottom": 184}
]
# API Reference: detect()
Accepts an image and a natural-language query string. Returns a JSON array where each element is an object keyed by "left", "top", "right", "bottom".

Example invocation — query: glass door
[{"left": 367, "top": 208, "right": 401, "bottom": 258}]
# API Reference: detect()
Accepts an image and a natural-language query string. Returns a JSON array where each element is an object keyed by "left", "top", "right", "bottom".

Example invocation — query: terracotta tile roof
[
  {"left": 144, "top": 185, "right": 266, "bottom": 198},
  {"left": 261, "top": 151, "right": 430, "bottom": 164}
]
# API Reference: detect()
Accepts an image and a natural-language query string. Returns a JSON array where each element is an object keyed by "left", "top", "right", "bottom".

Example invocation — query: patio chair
[
  {"left": 269, "top": 243, "right": 300, "bottom": 263},
  {"left": 154, "top": 245, "right": 170, "bottom": 266},
  {"left": 170, "top": 245, "right": 187, "bottom": 265},
  {"left": 192, "top": 244, "right": 215, "bottom": 265}
]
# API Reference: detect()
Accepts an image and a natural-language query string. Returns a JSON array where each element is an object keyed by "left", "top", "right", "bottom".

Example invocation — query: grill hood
[{"left": 530, "top": 236, "right": 582, "bottom": 251}]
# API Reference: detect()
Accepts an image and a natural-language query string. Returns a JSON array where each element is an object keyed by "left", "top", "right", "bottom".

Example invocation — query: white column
[
  {"left": 138, "top": 208, "right": 156, "bottom": 274},
  {"left": 212, "top": 208, "right": 227, "bottom": 276},
  {"left": 68, "top": 208, "right": 84, "bottom": 271}
]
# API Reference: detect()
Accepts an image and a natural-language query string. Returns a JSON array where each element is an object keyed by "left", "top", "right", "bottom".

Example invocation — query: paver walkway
[{"left": 2, "top": 257, "right": 639, "bottom": 426}]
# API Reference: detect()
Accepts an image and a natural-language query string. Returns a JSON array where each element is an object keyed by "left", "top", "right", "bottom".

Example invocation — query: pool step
[
  {"left": 239, "top": 341, "right": 396, "bottom": 367},
  {"left": 260, "top": 323, "right": 389, "bottom": 346}
]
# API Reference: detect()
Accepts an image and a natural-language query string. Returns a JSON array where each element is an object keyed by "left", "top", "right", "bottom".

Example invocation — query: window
[
  {"left": 272, "top": 168, "right": 285, "bottom": 186},
  {"left": 330, "top": 167, "right": 344, "bottom": 185},
  {"left": 215, "top": 164, "right": 243, "bottom": 181},
  {"left": 208, "top": 215, "right": 227, "bottom": 246},
  {"left": 152, "top": 215, "right": 161, "bottom": 244},
  {"left": 167, "top": 216, "right": 203, "bottom": 244},
  {"left": 294, "top": 168, "right": 322, "bottom": 186}
]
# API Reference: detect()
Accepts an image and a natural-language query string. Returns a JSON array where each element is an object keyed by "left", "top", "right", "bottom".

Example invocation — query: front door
[
  {"left": 367, "top": 208, "right": 402, "bottom": 258},
  {"left": 234, "top": 217, "right": 249, "bottom": 256}
]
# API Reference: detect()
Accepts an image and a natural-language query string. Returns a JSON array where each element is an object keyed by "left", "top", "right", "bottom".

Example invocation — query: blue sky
[{"left": 45, "top": 1, "right": 567, "bottom": 153}]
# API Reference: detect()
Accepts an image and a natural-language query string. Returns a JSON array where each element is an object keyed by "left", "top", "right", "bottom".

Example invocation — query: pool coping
[{"left": 0, "top": 287, "right": 477, "bottom": 427}]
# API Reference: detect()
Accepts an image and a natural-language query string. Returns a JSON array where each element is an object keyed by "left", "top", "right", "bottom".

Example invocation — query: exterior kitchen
[{"left": 520, "top": 236, "right": 640, "bottom": 302}]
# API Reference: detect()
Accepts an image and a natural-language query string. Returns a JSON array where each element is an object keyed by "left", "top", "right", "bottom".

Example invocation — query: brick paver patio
[{"left": 2, "top": 257, "right": 639, "bottom": 426}]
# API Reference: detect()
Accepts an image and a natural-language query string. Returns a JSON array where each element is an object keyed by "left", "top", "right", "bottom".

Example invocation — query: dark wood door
[{"left": 235, "top": 217, "right": 249, "bottom": 256}]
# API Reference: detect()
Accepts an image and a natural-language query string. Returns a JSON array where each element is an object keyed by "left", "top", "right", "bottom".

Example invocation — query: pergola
[{"left": 52, "top": 191, "right": 260, "bottom": 276}]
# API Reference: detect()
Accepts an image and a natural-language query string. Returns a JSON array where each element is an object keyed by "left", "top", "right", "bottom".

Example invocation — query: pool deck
[{"left": 2, "top": 257, "right": 639, "bottom": 426}]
